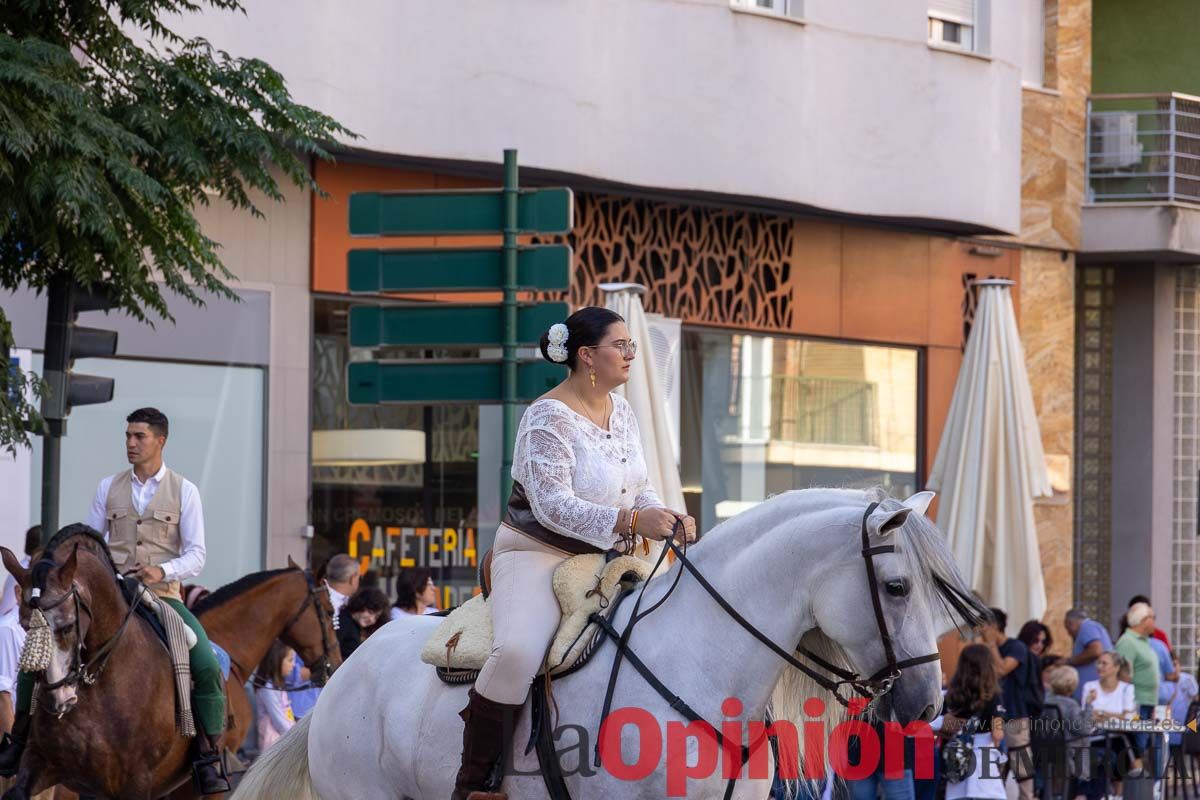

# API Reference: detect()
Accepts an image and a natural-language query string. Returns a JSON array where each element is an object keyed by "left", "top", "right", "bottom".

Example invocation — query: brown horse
[
  {"left": 0, "top": 527, "right": 339, "bottom": 799},
  {"left": 169, "top": 555, "right": 341, "bottom": 799}
]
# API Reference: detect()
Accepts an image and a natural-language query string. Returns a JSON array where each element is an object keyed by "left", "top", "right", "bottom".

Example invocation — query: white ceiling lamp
[{"left": 312, "top": 429, "right": 426, "bottom": 467}]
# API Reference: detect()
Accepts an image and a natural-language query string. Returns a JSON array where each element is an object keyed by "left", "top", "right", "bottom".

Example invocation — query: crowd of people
[
  {"left": 163, "top": 543, "right": 1194, "bottom": 800},
  {"left": 240, "top": 553, "right": 445, "bottom": 756},
  {"left": 833, "top": 595, "right": 1193, "bottom": 800},
  {"left": 0, "top": 529, "right": 1190, "bottom": 800}
]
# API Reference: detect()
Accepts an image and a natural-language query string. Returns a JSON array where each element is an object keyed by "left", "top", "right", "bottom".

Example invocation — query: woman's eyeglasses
[{"left": 591, "top": 340, "right": 638, "bottom": 357}]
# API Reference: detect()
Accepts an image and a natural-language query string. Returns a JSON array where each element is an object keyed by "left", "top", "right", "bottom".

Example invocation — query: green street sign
[
  {"left": 349, "top": 188, "right": 573, "bottom": 236},
  {"left": 350, "top": 302, "right": 568, "bottom": 348},
  {"left": 348, "top": 245, "right": 570, "bottom": 293},
  {"left": 348, "top": 360, "right": 565, "bottom": 405}
]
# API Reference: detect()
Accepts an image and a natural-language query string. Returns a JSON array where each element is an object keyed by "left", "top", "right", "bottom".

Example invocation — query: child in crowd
[
  {"left": 941, "top": 643, "right": 1007, "bottom": 800},
  {"left": 255, "top": 640, "right": 296, "bottom": 752}
]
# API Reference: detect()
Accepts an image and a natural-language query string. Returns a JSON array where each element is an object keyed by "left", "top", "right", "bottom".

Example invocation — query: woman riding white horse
[{"left": 454, "top": 306, "right": 698, "bottom": 799}]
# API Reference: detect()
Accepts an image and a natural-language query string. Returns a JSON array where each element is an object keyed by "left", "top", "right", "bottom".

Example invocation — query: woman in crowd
[
  {"left": 451, "top": 307, "right": 696, "bottom": 800},
  {"left": 1018, "top": 619, "right": 1053, "bottom": 694},
  {"left": 1082, "top": 651, "right": 1136, "bottom": 723},
  {"left": 255, "top": 640, "right": 296, "bottom": 752},
  {"left": 1080, "top": 651, "right": 1137, "bottom": 800},
  {"left": 1018, "top": 620, "right": 1052, "bottom": 660},
  {"left": 1043, "top": 664, "right": 1093, "bottom": 800},
  {"left": 390, "top": 568, "right": 439, "bottom": 620},
  {"left": 337, "top": 587, "right": 392, "bottom": 660},
  {"left": 941, "top": 643, "right": 1007, "bottom": 800}
]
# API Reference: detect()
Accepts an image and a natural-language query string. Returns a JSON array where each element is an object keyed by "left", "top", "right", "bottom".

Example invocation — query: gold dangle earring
[{"left": 589, "top": 367, "right": 596, "bottom": 389}]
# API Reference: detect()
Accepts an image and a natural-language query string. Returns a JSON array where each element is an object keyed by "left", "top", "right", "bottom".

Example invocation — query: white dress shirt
[
  {"left": 328, "top": 585, "right": 350, "bottom": 617},
  {"left": 0, "top": 554, "right": 30, "bottom": 621},
  {"left": 84, "top": 463, "right": 207, "bottom": 582},
  {"left": 0, "top": 607, "right": 26, "bottom": 696}
]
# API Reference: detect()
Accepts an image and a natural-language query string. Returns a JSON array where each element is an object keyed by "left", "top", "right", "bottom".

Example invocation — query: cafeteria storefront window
[
  {"left": 679, "top": 330, "right": 920, "bottom": 531},
  {"left": 311, "top": 299, "right": 484, "bottom": 610}
]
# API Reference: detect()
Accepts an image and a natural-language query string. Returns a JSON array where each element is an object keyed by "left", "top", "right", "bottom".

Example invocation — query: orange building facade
[{"left": 308, "top": 160, "right": 1032, "bottom": 610}]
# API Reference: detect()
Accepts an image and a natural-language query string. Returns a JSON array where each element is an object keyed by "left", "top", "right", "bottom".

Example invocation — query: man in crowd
[
  {"left": 324, "top": 553, "right": 359, "bottom": 620},
  {"left": 1117, "top": 602, "right": 1163, "bottom": 721},
  {"left": 983, "top": 608, "right": 1037, "bottom": 800},
  {"left": 1128, "top": 594, "right": 1172, "bottom": 652},
  {"left": 0, "top": 582, "right": 25, "bottom": 738},
  {"left": 1117, "top": 602, "right": 1163, "bottom": 772},
  {"left": 324, "top": 554, "right": 362, "bottom": 660},
  {"left": 1066, "top": 607, "right": 1113, "bottom": 702}
]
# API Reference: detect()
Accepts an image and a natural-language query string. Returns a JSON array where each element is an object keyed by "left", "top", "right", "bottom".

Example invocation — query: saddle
[
  {"left": 420, "top": 552, "right": 653, "bottom": 677},
  {"left": 117, "top": 577, "right": 232, "bottom": 682}
]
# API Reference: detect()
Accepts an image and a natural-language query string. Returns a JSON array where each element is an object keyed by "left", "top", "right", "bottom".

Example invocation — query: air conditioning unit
[
  {"left": 645, "top": 314, "right": 682, "bottom": 466},
  {"left": 1091, "top": 112, "right": 1143, "bottom": 170}
]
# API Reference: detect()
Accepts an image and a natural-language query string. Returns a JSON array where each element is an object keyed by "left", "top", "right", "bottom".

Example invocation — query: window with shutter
[{"left": 929, "top": 0, "right": 976, "bottom": 50}]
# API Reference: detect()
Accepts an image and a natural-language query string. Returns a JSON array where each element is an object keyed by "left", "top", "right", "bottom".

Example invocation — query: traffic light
[{"left": 41, "top": 275, "right": 117, "bottom": 432}]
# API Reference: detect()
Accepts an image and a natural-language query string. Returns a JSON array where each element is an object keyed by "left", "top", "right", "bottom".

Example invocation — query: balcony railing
[
  {"left": 769, "top": 375, "right": 879, "bottom": 447},
  {"left": 1087, "top": 93, "right": 1200, "bottom": 205}
]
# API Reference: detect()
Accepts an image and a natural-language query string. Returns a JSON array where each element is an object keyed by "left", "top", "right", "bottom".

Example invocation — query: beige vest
[{"left": 105, "top": 468, "right": 184, "bottom": 600}]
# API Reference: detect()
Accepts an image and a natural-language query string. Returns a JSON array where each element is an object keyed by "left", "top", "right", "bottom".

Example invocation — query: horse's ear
[
  {"left": 58, "top": 545, "right": 79, "bottom": 587},
  {"left": 902, "top": 491, "right": 936, "bottom": 518},
  {"left": 867, "top": 505, "right": 911, "bottom": 537},
  {"left": 287, "top": 555, "right": 301, "bottom": 570},
  {"left": 1, "top": 548, "right": 28, "bottom": 588}
]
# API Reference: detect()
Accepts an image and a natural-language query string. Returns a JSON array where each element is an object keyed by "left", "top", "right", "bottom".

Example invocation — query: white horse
[{"left": 234, "top": 488, "right": 983, "bottom": 799}]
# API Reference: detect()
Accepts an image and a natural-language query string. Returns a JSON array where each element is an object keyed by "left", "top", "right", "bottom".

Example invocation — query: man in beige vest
[{"left": 0, "top": 408, "right": 230, "bottom": 794}]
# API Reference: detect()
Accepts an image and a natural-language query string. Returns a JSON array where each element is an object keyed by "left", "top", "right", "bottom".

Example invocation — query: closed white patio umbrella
[
  {"left": 927, "top": 279, "right": 1051, "bottom": 626},
  {"left": 600, "top": 284, "right": 686, "bottom": 567}
]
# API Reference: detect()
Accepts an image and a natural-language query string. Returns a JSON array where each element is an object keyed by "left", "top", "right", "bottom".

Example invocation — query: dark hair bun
[{"left": 538, "top": 307, "right": 625, "bottom": 370}]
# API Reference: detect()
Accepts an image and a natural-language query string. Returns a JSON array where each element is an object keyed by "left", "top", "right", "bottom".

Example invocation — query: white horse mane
[{"left": 688, "top": 486, "right": 978, "bottom": 779}]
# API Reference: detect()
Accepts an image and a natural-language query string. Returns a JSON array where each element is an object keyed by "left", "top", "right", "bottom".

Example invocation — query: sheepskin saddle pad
[{"left": 420, "top": 553, "right": 653, "bottom": 675}]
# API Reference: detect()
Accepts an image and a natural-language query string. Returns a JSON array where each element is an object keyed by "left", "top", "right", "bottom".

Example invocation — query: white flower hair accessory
[{"left": 546, "top": 323, "right": 569, "bottom": 363}]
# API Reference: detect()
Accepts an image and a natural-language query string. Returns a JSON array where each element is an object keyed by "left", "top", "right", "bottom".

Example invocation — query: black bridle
[
  {"left": 246, "top": 574, "right": 337, "bottom": 691},
  {"left": 30, "top": 579, "right": 142, "bottom": 704},
  {"left": 587, "top": 501, "right": 942, "bottom": 800}
]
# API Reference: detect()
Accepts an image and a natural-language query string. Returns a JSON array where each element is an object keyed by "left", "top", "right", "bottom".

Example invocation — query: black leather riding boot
[
  {"left": 451, "top": 688, "right": 521, "bottom": 800},
  {"left": 0, "top": 710, "right": 30, "bottom": 777},
  {"left": 191, "top": 733, "right": 231, "bottom": 795}
]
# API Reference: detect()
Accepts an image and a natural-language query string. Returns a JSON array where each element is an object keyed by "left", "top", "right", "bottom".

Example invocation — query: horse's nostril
[{"left": 919, "top": 703, "right": 936, "bottom": 722}]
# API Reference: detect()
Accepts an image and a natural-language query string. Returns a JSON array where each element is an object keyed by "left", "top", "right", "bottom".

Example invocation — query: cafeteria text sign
[{"left": 346, "top": 519, "right": 478, "bottom": 573}]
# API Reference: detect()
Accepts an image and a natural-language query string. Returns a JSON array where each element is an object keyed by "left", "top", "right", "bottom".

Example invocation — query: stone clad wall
[{"left": 1015, "top": 0, "right": 1090, "bottom": 644}]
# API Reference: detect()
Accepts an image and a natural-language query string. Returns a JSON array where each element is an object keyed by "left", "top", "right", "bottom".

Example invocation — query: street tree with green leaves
[{"left": 0, "top": 0, "right": 354, "bottom": 450}]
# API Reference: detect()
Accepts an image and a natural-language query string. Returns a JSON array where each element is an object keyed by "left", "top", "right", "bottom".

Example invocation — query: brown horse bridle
[{"left": 243, "top": 573, "right": 337, "bottom": 690}]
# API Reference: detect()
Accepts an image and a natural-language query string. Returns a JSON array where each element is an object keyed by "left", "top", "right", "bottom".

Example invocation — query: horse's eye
[{"left": 885, "top": 579, "right": 909, "bottom": 598}]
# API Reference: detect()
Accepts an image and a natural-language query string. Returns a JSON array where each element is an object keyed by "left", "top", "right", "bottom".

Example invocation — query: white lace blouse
[{"left": 511, "top": 394, "right": 664, "bottom": 550}]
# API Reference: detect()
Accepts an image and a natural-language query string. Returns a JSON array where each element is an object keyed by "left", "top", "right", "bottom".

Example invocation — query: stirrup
[{"left": 191, "top": 753, "right": 232, "bottom": 795}]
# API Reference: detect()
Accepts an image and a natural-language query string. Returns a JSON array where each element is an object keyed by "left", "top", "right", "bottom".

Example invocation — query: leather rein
[
  {"left": 586, "top": 501, "right": 941, "bottom": 800},
  {"left": 242, "top": 576, "right": 337, "bottom": 691}
]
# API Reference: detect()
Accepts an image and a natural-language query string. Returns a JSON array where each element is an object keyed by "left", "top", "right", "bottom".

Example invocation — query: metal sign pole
[{"left": 500, "top": 149, "right": 519, "bottom": 506}]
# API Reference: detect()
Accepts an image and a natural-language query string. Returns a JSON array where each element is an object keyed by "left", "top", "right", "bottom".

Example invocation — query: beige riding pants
[{"left": 474, "top": 524, "right": 570, "bottom": 705}]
